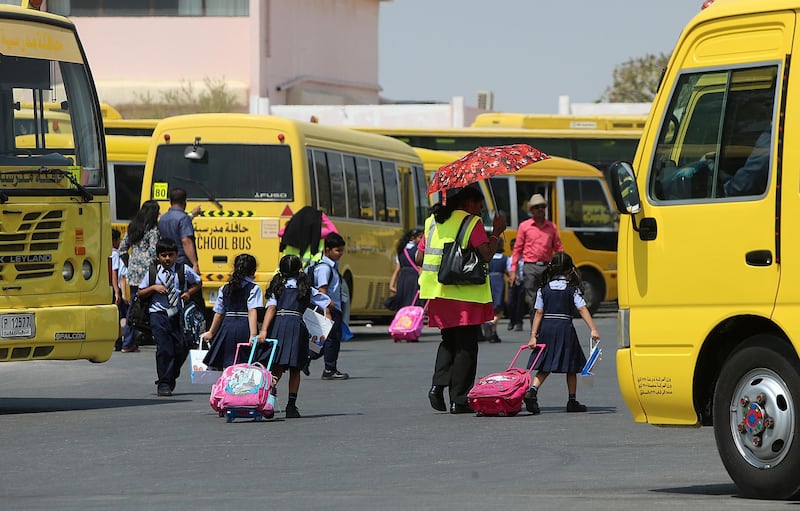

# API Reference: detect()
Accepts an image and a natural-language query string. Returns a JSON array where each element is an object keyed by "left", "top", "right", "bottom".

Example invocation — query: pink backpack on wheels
[
  {"left": 388, "top": 291, "right": 427, "bottom": 342},
  {"left": 467, "top": 344, "right": 546, "bottom": 417},
  {"left": 210, "top": 339, "right": 278, "bottom": 422}
]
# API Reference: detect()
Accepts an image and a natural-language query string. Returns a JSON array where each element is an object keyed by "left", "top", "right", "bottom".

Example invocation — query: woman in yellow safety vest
[{"left": 416, "top": 186, "right": 507, "bottom": 414}]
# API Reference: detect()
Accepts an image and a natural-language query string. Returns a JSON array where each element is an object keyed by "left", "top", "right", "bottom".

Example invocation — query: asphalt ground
[{"left": 0, "top": 306, "right": 794, "bottom": 510}]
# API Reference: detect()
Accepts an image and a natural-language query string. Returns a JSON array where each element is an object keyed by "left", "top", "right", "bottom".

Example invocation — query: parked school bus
[
  {"left": 141, "top": 114, "right": 428, "bottom": 318},
  {"left": 471, "top": 113, "right": 647, "bottom": 131},
  {"left": 0, "top": 2, "right": 117, "bottom": 363},
  {"left": 107, "top": 135, "right": 150, "bottom": 236},
  {"left": 607, "top": 0, "right": 800, "bottom": 499},
  {"left": 355, "top": 125, "right": 641, "bottom": 175},
  {"left": 413, "top": 147, "right": 617, "bottom": 313}
]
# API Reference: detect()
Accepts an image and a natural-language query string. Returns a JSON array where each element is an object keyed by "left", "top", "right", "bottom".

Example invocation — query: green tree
[{"left": 599, "top": 52, "right": 670, "bottom": 102}]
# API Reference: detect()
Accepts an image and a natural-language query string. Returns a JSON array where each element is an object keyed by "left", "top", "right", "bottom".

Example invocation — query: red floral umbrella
[{"left": 427, "top": 143, "right": 550, "bottom": 195}]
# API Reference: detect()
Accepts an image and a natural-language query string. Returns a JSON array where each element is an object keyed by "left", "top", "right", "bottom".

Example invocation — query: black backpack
[{"left": 128, "top": 263, "right": 185, "bottom": 334}]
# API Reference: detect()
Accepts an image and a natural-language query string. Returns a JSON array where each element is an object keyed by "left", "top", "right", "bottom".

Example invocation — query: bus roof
[
  {"left": 352, "top": 125, "right": 643, "bottom": 140},
  {"left": 104, "top": 118, "right": 159, "bottom": 136},
  {"left": 152, "top": 114, "right": 424, "bottom": 161},
  {"left": 471, "top": 113, "right": 647, "bottom": 131}
]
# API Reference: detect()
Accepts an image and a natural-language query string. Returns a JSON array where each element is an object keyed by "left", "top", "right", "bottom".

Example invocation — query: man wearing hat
[{"left": 509, "top": 193, "right": 563, "bottom": 320}]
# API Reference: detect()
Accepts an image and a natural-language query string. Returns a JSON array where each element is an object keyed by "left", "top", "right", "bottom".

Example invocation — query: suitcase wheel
[
  {"left": 225, "top": 410, "right": 234, "bottom": 423},
  {"left": 476, "top": 411, "right": 484, "bottom": 417},
  {"left": 498, "top": 411, "right": 506, "bottom": 417},
  {"left": 263, "top": 410, "right": 275, "bottom": 420},
  {"left": 218, "top": 410, "right": 224, "bottom": 418},
  {"left": 254, "top": 414, "right": 263, "bottom": 422}
]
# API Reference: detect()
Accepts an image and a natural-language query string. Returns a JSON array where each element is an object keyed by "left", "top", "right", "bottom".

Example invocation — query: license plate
[
  {"left": 208, "top": 290, "right": 219, "bottom": 304},
  {"left": 1, "top": 313, "right": 35, "bottom": 338}
]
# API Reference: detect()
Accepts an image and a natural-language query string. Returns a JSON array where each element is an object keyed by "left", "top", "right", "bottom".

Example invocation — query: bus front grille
[{"left": 0, "top": 209, "right": 63, "bottom": 280}]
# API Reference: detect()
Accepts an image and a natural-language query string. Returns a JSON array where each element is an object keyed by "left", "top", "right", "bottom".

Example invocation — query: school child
[
  {"left": 256, "top": 254, "right": 331, "bottom": 418},
  {"left": 201, "top": 254, "right": 263, "bottom": 370},
  {"left": 524, "top": 252, "right": 600, "bottom": 414},
  {"left": 111, "top": 229, "right": 127, "bottom": 351},
  {"left": 505, "top": 238, "right": 526, "bottom": 332},
  {"left": 307, "top": 232, "right": 349, "bottom": 380},
  {"left": 137, "top": 237, "right": 202, "bottom": 396},
  {"left": 483, "top": 237, "right": 508, "bottom": 343}
]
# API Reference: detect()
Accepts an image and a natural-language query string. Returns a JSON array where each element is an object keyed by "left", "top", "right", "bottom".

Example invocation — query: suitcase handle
[
  {"left": 508, "top": 344, "right": 546, "bottom": 373},
  {"left": 233, "top": 338, "right": 278, "bottom": 367}
]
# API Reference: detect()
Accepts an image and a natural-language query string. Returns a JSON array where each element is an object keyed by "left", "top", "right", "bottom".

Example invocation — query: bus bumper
[
  {"left": 616, "top": 347, "right": 648, "bottom": 423},
  {"left": 0, "top": 304, "right": 118, "bottom": 363}
]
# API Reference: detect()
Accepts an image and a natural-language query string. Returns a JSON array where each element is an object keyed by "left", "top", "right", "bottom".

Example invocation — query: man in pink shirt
[{"left": 509, "top": 194, "right": 563, "bottom": 317}]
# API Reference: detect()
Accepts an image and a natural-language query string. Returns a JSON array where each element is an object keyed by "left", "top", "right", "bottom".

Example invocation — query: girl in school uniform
[
  {"left": 257, "top": 254, "right": 331, "bottom": 418},
  {"left": 484, "top": 237, "right": 508, "bottom": 343},
  {"left": 201, "top": 254, "right": 262, "bottom": 370},
  {"left": 388, "top": 228, "right": 424, "bottom": 309},
  {"left": 524, "top": 252, "right": 600, "bottom": 414}
]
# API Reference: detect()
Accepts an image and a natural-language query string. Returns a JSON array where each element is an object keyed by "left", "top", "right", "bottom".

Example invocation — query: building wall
[{"left": 70, "top": 0, "right": 382, "bottom": 109}]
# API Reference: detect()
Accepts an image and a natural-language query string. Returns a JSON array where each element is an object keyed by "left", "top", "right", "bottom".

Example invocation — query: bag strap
[
  {"left": 455, "top": 214, "right": 478, "bottom": 249},
  {"left": 403, "top": 247, "right": 418, "bottom": 271}
]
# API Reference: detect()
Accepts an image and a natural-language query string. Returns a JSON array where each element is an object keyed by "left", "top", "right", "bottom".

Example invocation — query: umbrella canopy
[{"left": 427, "top": 143, "right": 549, "bottom": 195}]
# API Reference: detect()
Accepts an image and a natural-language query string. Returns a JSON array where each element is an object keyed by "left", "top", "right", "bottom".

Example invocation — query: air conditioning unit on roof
[{"left": 477, "top": 90, "right": 494, "bottom": 110}]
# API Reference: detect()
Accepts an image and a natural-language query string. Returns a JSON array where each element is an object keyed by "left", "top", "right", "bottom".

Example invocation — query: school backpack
[
  {"left": 183, "top": 300, "right": 206, "bottom": 348},
  {"left": 127, "top": 263, "right": 186, "bottom": 334}
]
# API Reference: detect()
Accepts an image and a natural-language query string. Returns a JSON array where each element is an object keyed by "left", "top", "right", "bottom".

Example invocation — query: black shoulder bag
[{"left": 437, "top": 215, "right": 487, "bottom": 285}]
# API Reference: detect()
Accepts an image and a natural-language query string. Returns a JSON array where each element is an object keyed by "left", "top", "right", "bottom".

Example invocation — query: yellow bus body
[
  {"left": 106, "top": 134, "right": 151, "bottom": 236},
  {"left": 608, "top": 0, "right": 800, "bottom": 498},
  {"left": 0, "top": 4, "right": 117, "bottom": 363},
  {"left": 412, "top": 147, "right": 617, "bottom": 312},
  {"left": 471, "top": 113, "right": 647, "bottom": 131},
  {"left": 353, "top": 125, "right": 641, "bottom": 175},
  {"left": 104, "top": 118, "right": 159, "bottom": 137},
  {"left": 142, "top": 114, "right": 428, "bottom": 318}
]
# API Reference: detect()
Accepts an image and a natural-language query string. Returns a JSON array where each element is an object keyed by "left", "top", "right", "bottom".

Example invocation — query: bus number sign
[
  {"left": 1, "top": 313, "right": 34, "bottom": 338},
  {"left": 153, "top": 182, "right": 168, "bottom": 200}
]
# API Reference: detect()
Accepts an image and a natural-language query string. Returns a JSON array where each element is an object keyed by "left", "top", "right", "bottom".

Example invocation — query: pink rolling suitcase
[
  {"left": 467, "top": 344, "right": 546, "bottom": 417},
  {"left": 388, "top": 291, "right": 427, "bottom": 342},
  {"left": 209, "top": 339, "right": 277, "bottom": 422}
]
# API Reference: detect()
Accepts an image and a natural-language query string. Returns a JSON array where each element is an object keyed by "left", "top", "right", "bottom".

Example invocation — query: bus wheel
[
  {"left": 579, "top": 270, "right": 603, "bottom": 315},
  {"left": 713, "top": 335, "right": 800, "bottom": 499}
]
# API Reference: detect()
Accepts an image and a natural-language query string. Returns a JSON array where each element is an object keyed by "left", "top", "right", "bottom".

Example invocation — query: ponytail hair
[
  {"left": 542, "top": 252, "right": 583, "bottom": 293},
  {"left": 266, "top": 254, "right": 312, "bottom": 302},
  {"left": 227, "top": 253, "right": 257, "bottom": 296}
]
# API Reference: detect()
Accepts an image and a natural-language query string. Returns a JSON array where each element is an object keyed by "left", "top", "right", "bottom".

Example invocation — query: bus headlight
[
  {"left": 62, "top": 261, "right": 74, "bottom": 281},
  {"left": 82, "top": 260, "right": 93, "bottom": 280}
]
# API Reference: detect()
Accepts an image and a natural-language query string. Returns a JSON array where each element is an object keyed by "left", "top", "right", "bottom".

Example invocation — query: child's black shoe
[
  {"left": 524, "top": 388, "right": 540, "bottom": 415},
  {"left": 566, "top": 399, "right": 587, "bottom": 413},
  {"left": 285, "top": 404, "right": 301, "bottom": 418}
]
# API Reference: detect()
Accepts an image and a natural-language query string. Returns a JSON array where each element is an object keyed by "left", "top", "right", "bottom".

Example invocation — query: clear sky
[{"left": 378, "top": 0, "right": 706, "bottom": 113}]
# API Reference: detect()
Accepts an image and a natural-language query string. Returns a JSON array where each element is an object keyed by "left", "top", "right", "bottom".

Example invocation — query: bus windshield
[
  {"left": 1, "top": 52, "right": 104, "bottom": 193},
  {"left": 151, "top": 143, "right": 294, "bottom": 201}
]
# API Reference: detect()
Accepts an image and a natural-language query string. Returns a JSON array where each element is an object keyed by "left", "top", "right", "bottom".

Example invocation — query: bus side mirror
[{"left": 607, "top": 161, "right": 641, "bottom": 215}]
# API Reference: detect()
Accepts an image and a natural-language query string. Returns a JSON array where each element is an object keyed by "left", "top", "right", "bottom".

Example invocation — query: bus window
[
  {"left": 412, "top": 164, "right": 428, "bottom": 227},
  {"left": 382, "top": 161, "right": 400, "bottom": 223},
  {"left": 113, "top": 163, "right": 145, "bottom": 223},
  {"left": 355, "top": 156, "right": 374, "bottom": 220},
  {"left": 563, "top": 178, "right": 616, "bottom": 229},
  {"left": 371, "top": 159, "right": 386, "bottom": 221},
  {"left": 327, "top": 152, "right": 347, "bottom": 218},
  {"left": 313, "top": 149, "right": 331, "bottom": 212},
  {"left": 651, "top": 66, "right": 777, "bottom": 202},
  {"left": 343, "top": 156, "right": 360, "bottom": 219}
]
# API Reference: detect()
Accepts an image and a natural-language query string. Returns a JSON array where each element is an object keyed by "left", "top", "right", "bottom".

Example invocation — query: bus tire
[
  {"left": 579, "top": 269, "right": 603, "bottom": 315},
  {"left": 713, "top": 335, "right": 800, "bottom": 500}
]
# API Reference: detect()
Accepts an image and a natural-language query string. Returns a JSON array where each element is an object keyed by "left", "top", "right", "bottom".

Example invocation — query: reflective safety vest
[{"left": 418, "top": 211, "right": 491, "bottom": 304}]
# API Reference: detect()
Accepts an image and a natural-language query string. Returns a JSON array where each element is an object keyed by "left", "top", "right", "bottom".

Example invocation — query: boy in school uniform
[
  {"left": 310, "top": 233, "right": 349, "bottom": 380},
  {"left": 137, "top": 237, "right": 202, "bottom": 396}
]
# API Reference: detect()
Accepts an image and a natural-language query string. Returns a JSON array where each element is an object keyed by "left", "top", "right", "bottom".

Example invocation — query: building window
[{"left": 47, "top": 0, "right": 248, "bottom": 17}]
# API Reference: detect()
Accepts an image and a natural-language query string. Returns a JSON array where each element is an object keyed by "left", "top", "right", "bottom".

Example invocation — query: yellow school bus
[
  {"left": 107, "top": 135, "right": 151, "bottom": 235},
  {"left": 0, "top": 2, "right": 117, "bottom": 363},
  {"left": 141, "top": 114, "right": 428, "bottom": 318},
  {"left": 607, "top": 0, "right": 800, "bottom": 499},
  {"left": 413, "top": 147, "right": 617, "bottom": 313},
  {"left": 354, "top": 125, "right": 641, "bottom": 175},
  {"left": 104, "top": 118, "right": 158, "bottom": 137},
  {"left": 472, "top": 113, "right": 647, "bottom": 131}
]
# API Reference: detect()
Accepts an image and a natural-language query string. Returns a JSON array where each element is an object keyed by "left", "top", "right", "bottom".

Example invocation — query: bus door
[{"left": 637, "top": 64, "right": 783, "bottom": 343}]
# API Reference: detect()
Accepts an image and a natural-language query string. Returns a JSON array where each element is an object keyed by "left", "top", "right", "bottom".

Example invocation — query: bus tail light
[
  {"left": 618, "top": 308, "right": 631, "bottom": 349},
  {"left": 278, "top": 133, "right": 285, "bottom": 143},
  {"left": 74, "top": 228, "right": 85, "bottom": 255}
]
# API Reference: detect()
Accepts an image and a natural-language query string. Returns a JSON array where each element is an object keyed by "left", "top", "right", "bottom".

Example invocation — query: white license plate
[
  {"left": 1, "top": 313, "right": 35, "bottom": 338},
  {"left": 208, "top": 290, "right": 219, "bottom": 304}
]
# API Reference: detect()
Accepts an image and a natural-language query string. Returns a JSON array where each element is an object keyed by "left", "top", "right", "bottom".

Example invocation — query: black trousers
[
  {"left": 323, "top": 308, "right": 343, "bottom": 372},
  {"left": 507, "top": 283, "right": 527, "bottom": 326},
  {"left": 432, "top": 324, "right": 480, "bottom": 406},
  {"left": 151, "top": 312, "right": 189, "bottom": 388}
]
